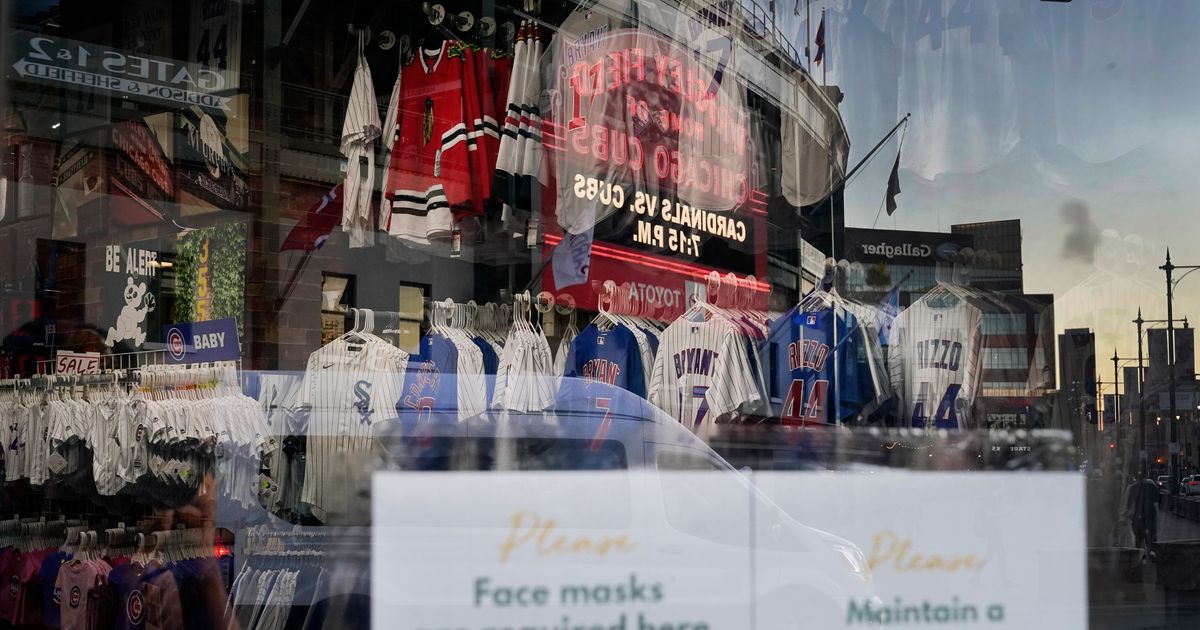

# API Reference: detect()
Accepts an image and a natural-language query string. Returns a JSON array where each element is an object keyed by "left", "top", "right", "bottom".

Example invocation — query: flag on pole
[
  {"left": 552, "top": 230, "right": 594, "bottom": 289},
  {"left": 876, "top": 281, "right": 901, "bottom": 345},
  {"left": 884, "top": 152, "right": 902, "bottom": 216},
  {"left": 813, "top": 14, "right": 826, "bottom": 65},
  {"left": 282, "top": 183, "right": 344, "bottom": 251}
]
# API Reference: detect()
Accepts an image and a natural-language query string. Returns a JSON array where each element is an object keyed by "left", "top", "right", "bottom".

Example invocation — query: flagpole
[
  {"left": 840, "top": 113, "right": 910, "bottom": 187},
  {"left": 806, "top": 0, "right": 812, "bottom": 69},
  {"left": 821, "top": 7, "right": 827, "bottom": 86},
  {"left": 278, "top": 250, "right": 314, "bottom": 307}
]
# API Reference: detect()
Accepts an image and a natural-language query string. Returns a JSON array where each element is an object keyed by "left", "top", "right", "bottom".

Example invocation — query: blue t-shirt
[
  {"left": 762, "top": 307, "right": 866, "bottom": 425},
  {"left": 639, "top": 327, "right": 660, "bottom": 356},
  {"left": 472, "top": 337, "right": 499, "bottom": 404},
  {"left": 557, "top": 324, "right": 647, "bottom": 416},
  {"left": 39, "top": 552, "right": 69, "bottom": 629},
  {"left": 400, "top": 334, "right": 460, "bottom": 421},
  {"left": 109, "top": 563, "right": 146, "bottom": 630}
]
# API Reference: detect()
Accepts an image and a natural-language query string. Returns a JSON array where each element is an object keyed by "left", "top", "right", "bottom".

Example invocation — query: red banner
[{"left": 542, "top": 235, "right": 768, "bottom": 321}]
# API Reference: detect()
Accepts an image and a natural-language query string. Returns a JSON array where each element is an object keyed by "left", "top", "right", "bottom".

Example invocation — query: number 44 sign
[
  {"left": 190, "top": 0, "right": 242, "bottom": 95},
  {"left": 55, "top": 351, "right": 100, "bottom": 375}
]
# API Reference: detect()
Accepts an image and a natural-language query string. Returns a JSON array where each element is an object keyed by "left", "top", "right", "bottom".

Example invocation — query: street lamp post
[
  {"left": 1134, "top": 313, "right": 1182, "bottom": 477},
  {"left": 1135, "top": 310, "right": 1147, "bottom": 477},
  {"left": 1161, "top": 249, "right": 1200, "bottom": 494},
  {"left": 1113, "top": 349, "right": 1121, "bottom": 437},
  {"left": 1108, "top": 355, "right": 1142, "bottom": 478}
]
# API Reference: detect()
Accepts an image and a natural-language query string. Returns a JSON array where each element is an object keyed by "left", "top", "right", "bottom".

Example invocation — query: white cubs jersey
[
  {"left": 888, "top": 298, "right": 983, "bottom": 430},
  {"left": 90, "top": 399, "right": 129, "bottom": 496},
  {"left": 114, "top": 399, "right": 153, "bottom": 485},
  {"left": 649, "top": 316, "right": 762, "bottom": 432},
  {"left": 300, "top": 338, "right": 408, "bottom": 522},
  {"left": 26, "top": 403, "right": 50, "bottom": 486}
]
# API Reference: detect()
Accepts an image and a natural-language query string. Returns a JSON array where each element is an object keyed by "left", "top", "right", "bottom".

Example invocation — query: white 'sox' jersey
[
  {"left": 301, "top": 339, "right": 408, "bottom": 522},
  {"left": 888, "top": 298, "right": 983, "bottom": 430},
  {"left": 649, "top": 316, "right": 762, "bottom": 433}
]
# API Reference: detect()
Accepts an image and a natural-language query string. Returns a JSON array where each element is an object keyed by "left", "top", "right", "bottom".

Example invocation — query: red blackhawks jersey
[
  {"left": 383, "top": 41, "right": 483, "bottom": 243},
  {"left": 469, "top": 47, "right": 510, "bottom": 202}
]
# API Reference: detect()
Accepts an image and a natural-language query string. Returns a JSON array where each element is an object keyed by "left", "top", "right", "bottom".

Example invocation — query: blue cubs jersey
[
  {"left": 400, "top": 334, "right": 459, "bottom": 420},
  {"left": 556, "top": 324, "right": 647, "bottom": 417},
  {"left": 472, "top": 337, "right": 499, "bottom": 403},
  {"left": 762, "top": 306, "right": 869, "bottom": 426}
]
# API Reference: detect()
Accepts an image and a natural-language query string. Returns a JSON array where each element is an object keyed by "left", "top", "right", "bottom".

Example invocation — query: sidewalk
[
  {"left": 1090, "top": 508, "right": 1200, "bottom": 629},
  {"left": 1159, "top": 505, "right": 1200, "bottom": 542}
]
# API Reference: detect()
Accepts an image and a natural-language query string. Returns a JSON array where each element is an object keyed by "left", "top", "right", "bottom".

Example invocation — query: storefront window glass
[{"left": 0, "top": 0, "right": 1194, "bottom": 627}]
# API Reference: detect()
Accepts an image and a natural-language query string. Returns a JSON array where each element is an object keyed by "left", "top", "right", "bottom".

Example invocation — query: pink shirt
[
  {"left": 10, "top": 549, "right": 49, "bottom": 625},
  {"left": 54, "top": 558, "right": 111, "bottom": 630}
]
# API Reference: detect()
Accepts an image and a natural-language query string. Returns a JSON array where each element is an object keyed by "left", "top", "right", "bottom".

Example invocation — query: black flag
[
  {"left": 813, "top": 14, "right": 826, "bottom": 65},
  {"left": 885, "top": 152, "right": 902, "bottom": 216}
]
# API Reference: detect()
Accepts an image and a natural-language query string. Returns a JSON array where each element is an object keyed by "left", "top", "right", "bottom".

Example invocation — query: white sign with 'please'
[{"left": 371, "top": 470, "right": 1085, "bottom": 629}]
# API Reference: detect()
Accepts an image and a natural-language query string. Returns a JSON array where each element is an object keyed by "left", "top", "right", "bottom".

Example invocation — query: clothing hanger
[
  {"left": 534, "top": 291, "right": 554, "bottom": 336},
  {"left": 340, "top": 308, "right": 371, "bottom": 350},
  {"left": 682, "top": 271, "right": 737, "bottom": 325},
  {"left": 592, "top": 281, "right": 621, "bottom": 331}
]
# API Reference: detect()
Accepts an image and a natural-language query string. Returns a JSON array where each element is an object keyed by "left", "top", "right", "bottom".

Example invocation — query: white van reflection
[{"left": 238, "top": 373, "right": 880, "bottom": 628}]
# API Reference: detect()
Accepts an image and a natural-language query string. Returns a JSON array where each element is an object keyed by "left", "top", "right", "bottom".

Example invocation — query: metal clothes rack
[{"left": 32, "top": 348, "right": 170, "bottom": 377}]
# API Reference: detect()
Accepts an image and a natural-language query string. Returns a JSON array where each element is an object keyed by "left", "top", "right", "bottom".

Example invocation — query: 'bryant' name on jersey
[{"left": 572, "top": 174, "right": 748, "bottom": 242}]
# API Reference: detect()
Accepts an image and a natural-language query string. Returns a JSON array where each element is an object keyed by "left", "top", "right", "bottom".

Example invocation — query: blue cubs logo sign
[
  {"left": 70, "top": 585, "right": 81, "bottom": 608},
  {"left": 167, "top": 328, "right": 187, "bottom": 361},
  {"left": 126, "top": 589, "right": 145, "bottom": 625}
]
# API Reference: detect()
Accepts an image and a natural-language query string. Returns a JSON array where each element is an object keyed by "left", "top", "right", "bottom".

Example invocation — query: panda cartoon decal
[{"left": 106, "top": 276, "right": 157, "bottom": 348}]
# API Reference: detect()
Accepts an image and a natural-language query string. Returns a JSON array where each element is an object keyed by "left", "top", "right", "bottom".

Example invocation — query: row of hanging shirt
[
  {"left": 561, "top": 273, "right": 896, "bottom": 433},
  {"left": 400, "top": 280, "right": 893, "bottom": 433},
  {"left": 291, "top": 302, "right": 518, "bottom": 523},
  {"left": 549, "top": 274, "right": 770, "bottom": 432},
  {"left": 0, "top": 365, "right": 270, "bottom": 511},
  {"left": 556, "top": 281, "right": 665, "bottom": 417},
  {"left": 341, "top": 13, "right": 541, "bottom": 247},
  {"left": 404, "top": 300, "right": 495, "bottom": 419},
  {"left": 353, "top": 0, "right": 783, "bottom": 248},
  {"left": 0, "top": 520, "right": 220, "bottom": 630},
  {"left": 225, "top": 525, "right": 371, "bottom": 630},
  {"left": 761, "top": 286, "right": 892, "bottom": 428}
]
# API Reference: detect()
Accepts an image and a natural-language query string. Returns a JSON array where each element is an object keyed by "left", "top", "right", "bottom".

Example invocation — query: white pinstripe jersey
[
  {"left": 26, "top": 403, "right": 50, "bottom": 486},
  {"left": 113, "top": 398, "right": 152, "bottom": 485},
  {"left": 888, "top": 299, "right": 983, "bottom": 430},
  {"left": 341, "top": 41, "right": 381, "bottom": 248},
  {"left": 90, "top": 399, "right": 129, "bottom": 496},
  {"left": 300, "top": 339, "right": 408, "bottom": 521},
  {"left": 649, "top": 316, "right": 762, "bottom": 432},
  {"left": 4, "top": 401, "right": 26, "bottom": 482}
]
